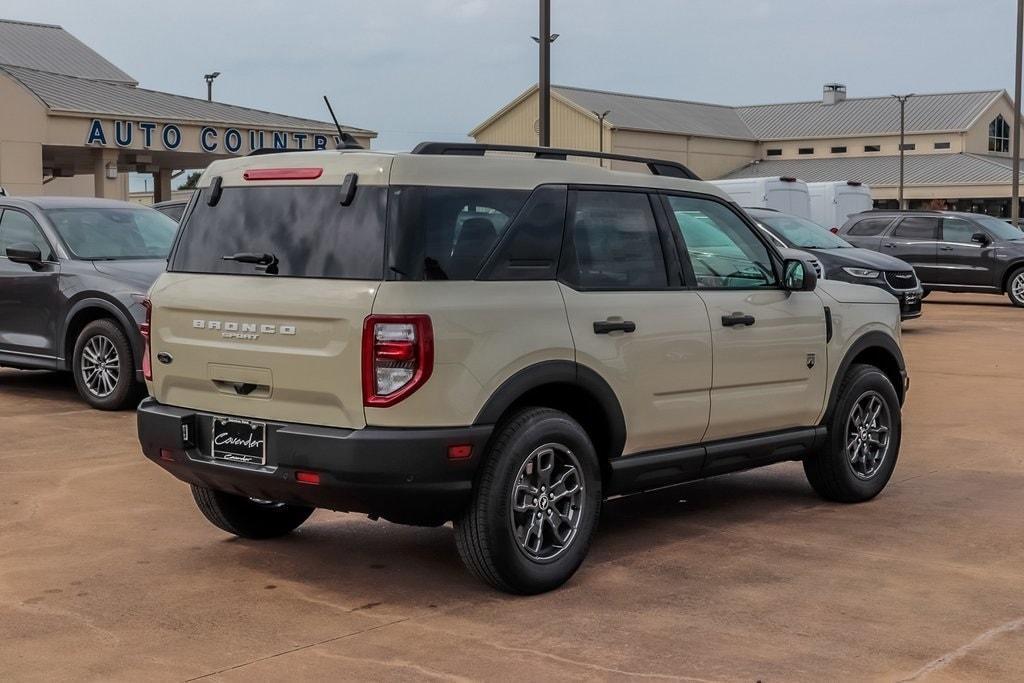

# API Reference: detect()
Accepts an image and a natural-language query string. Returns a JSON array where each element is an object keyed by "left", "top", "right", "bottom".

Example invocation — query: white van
[
  {"left": 807, "top": 181, "right": 873, "bottom": 231},
  {"left": 710, "top": 176, "right": 811, "bottom": 218}
]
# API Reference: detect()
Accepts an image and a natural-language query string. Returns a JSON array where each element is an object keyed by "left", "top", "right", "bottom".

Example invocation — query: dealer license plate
[{"left": 211, "top": 417, "right": 267, "bottom": 466}]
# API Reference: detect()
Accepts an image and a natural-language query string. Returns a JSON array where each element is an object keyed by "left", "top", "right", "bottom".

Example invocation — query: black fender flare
[
  {"left": 473, "top": 360, "right": 627, "bottom": 459},
  {"left": 62, "top": 297, "right": 141, "bottom": 370},
  {"left": 824, "top": 331, "right": 907, "bottom": 422}
]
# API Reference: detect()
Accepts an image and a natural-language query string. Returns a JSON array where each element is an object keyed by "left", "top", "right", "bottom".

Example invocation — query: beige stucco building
[
  {"left": 472, "top": 83, "right": 1024, "bottom": 215},
  {"left": 0, "top": 19, "right": 375, "bottom": 201}
]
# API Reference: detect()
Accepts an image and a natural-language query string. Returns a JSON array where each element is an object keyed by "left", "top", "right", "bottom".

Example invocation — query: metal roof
[
  {"left": 736, "top": 91, "right": 1004, "bottom": 139},
  {"left": 2, "top": 66, "right": 374, "bottom": 133},
  {"left": 0, "top": 19, "right": 136, "bottom": 84},
  {"left": 722, "top": 153, "right": 1024, "bottom": 186},
  {"left": 553, "top": 85, "right": 756, "bottom": 140},
  {"left": 549, "top": 85, "right": 1006, "bottom": 141}
]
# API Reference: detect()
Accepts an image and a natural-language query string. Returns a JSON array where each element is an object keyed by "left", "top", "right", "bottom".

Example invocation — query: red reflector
[
  {"left": 830, "top": 227, "right": 840, "bottom": 234},
  {"left": 141, "top": 298, "right": 153, "bottom": 381},
  {"left": 243, "top": 167, "right": 324, "bottom": 181},
  {"left": 159, "top": 448, "right": 175, "bottom": 462},
  {"left": 447, "top": 444, "right": 473, "bottom": 460},
  {"left": 296, "top": 471, "right": 320, "bottom": 485}
]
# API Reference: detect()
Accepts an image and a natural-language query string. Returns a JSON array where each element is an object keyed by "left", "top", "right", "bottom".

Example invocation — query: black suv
[
  {"left": 748, "top": 208, "right": 923, "bottom": 319},
  {"left": 0, "top": 197, "right": 178, "bottom": 408},
  {"left": 838, "top": 210, "right": 1024, "bottom": 307}
]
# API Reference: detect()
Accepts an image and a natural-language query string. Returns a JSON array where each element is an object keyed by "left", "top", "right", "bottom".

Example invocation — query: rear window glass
[
  {"left": 388, "top": 187, "right": 528, "bottom": 280},
  {"left": 170, "top": 185, "right": 386, "bottom": 279}
]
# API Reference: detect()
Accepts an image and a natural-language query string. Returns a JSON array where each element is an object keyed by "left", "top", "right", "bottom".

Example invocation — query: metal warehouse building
[
  {"left": 0, "top": 18, "right": 375, "bottom": 201},
  {"left": 473, "top": 83, "right": 1024, "bottom": 215}
]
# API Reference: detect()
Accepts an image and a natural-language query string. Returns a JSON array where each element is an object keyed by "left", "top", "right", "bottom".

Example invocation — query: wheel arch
[
  {"left": 62, "top": 298, "right": 139, "bottom": 372},
  {"left": 824, "top": 331, "right": 906, "bottom": 423},
  {"left": 473, "top": 360, "right": 627, "bottom": 462},
  {"left": 999, "top": 260, "right": 1024, "bottom": 293}
]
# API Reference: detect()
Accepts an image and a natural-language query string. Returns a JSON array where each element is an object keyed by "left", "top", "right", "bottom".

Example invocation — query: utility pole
[
  {"left": 892, "top": 94, "right": 914, "bottom": 209},
  {"left": 204, "top": 71, "right": 221, "bottom": 102},
  {"left": 533, "top": 1, "right": 558, "bottom": 147},
  {"left": 592, "top": 110, "right": 610, "bottom": 166},
  {"left": 1013, "top": 0, "right": 1023, "bottom": 226}
]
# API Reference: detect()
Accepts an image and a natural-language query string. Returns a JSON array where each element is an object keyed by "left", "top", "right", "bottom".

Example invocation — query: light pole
[
  {"left": 592, "top": 110, "right": 610, "bottom": 166},
  {"left": 204, "top": 71, "right": 221, "bottom": 102},
  {"left": 532, "top": 0, "right": 558, "bottom": 147},
  {"left": 1013, "top": 0, "right": 1022, "bottom": 226},
  {"left": 892, "top": 93, "right": 914, "bottom": 209}
]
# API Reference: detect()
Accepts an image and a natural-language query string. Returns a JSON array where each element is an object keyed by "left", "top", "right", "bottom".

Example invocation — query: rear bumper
[{"left": 137, "top": 398, "right": 492, "bottom": 525}]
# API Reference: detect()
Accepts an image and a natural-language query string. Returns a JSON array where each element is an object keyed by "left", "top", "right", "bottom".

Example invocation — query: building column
[
  {"left": 0, "top": 141, "right": 44, "bottom": 196},
  {"left": 154, "top": 168, "right": 173, "bottom": 203},
  {"left": 92, "top": 148, "right": 121, "bottom": 198}
]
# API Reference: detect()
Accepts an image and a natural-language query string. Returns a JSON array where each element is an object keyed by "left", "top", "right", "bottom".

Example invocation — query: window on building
[
  {"left": 831, "top": 146, "right": 847, "bottom": 154},
  {"left": 798, "top": 147, "right": 814, "bottom": 155},
  {"left": 934, "top": 141, "right": 951, "bottom": 150},
  {"left": 766, "top": 148, "right": 782, "bottom": 157},
  {"left": 900, "top": 143, "right": 916, "bottom": 151},
  {"left": 989, "top": 115, "right": 1010, "bottom": 152},
  {"left": 864, "top": 145, "right": 881, "bottom": 152}
]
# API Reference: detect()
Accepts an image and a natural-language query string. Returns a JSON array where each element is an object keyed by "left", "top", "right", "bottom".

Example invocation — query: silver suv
[{"left": 137, "top": 143, "right": 908, "bottom": 594}]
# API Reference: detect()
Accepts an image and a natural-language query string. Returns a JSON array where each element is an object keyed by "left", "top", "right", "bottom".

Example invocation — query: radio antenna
[{"left": 323, "top": 96, "right": 364, "bottom": 149}]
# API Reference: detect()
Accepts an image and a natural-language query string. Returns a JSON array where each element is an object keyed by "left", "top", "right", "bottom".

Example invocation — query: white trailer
[
  {"left": 807, "top": 181, "right": 874, "bottom": 230},
  {"left": 709, "top": 176, "right": 811, "bottom": 219}
]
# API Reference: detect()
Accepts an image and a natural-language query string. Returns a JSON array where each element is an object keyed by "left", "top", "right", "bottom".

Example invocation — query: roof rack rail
[
  {"left": 410, "top": 142, "right": 701, "bottom": 180},
  {"left": 862, "top": 208, "right": 945, "bottom": 214}
]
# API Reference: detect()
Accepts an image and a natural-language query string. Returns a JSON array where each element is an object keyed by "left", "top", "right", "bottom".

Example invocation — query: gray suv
[
  {"left": 0, "top": 197, "right": 178, "bottom": 408},
  {"left": 838, "top": 210, "right": 1024, "bottom": 307}
]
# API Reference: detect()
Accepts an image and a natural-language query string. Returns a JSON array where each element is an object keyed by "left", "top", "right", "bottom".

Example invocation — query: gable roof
[
  {"left": 0, "top": 18, "right": 136, "bottom": 84},
  {"left": 722, "top": 152, "right": 1022, "bottom": 187},
  {"left": 2, "top": 65, "right": 375, "bottom": 134}
]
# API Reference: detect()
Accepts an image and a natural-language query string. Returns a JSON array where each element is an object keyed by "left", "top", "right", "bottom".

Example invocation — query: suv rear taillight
[
  {"left": 362, "top": 315, "right": 433, "bottom": 407},
  {"left": 140, "top": 298, "right": 153, "bottom": 381}
]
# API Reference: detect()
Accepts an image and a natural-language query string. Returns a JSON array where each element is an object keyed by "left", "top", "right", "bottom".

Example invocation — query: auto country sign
[{"left": 84, "top": 119, "right": 343, "bottom": 154}]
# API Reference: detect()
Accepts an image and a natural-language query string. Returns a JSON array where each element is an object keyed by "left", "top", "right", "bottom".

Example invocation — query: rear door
[
  {"left": 882, "top": 216, "right": 939, "bottom": 282},
  {"left": 150, "top": 178, "right": 389, "bottom": 429},
  {"left": 558, "top": 188, "right": 712, "bottom": 455},
  {"left": 936, "top": 216, "right": 997, "bottom": 287},
  {"left": 0, "top": 208, "right": 60, "bottom": 362},
  {"left": 663, "top": 193, "right": 827, "bottom": 441}
]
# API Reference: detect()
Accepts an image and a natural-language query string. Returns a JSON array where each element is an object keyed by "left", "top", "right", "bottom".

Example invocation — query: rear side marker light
[
  {"left": 243, "top": 167, "right": 323, "bottom": 181},
  {"left": 296, "top": 471, "right": 320, "bottom": 485},
  {"left": 159, "top": 449, "right": 175, "bottom": 462},
  {"left": 448, "top": 445, "right": 473, "bottom": 460},
  {"left": 362, "top": 315, "right": 434, "bottom": 407},
  {"left": 140, "top": 298, "right": 153, "bottom": 381}
]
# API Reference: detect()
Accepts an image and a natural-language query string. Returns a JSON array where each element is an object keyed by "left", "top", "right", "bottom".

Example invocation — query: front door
[
  {"left": 558, "top": 189, "right": 712, "bottom": 456},
  {"left": 662, "top": 194, "right": 827, "bottom": 442},
  {"left": 935, "top": 216, "right": 998, "bottom": 287},
  {"left": 882, "top": 216, "right": 940, "bottom": 283},
  {"left": 0, "top": 208, "right": 60, "bottom": 362}
]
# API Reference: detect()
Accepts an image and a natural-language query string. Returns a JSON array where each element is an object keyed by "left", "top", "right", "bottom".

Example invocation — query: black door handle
[
  {"left": 593, "top": 320, "right": 636, "bottom": 334},
  {"left": 722, "top": 313, "right": 756, "bottom": 327}
]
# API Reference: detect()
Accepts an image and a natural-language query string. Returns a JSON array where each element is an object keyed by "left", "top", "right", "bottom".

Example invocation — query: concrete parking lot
[{"left": 2, "top": 292, "right": 1023, "bottom": 681}]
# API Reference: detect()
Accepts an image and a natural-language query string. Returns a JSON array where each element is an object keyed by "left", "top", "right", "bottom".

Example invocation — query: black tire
[
  {"left": 804, "top": 364, "right": 902, "bottom": 503},
  {"left": 191, "top": 485, "right": 314, "bottom": 539},
  {"left": 454, "top": 407, "right": 602, "bottom": 594},
  {"left": 1005, "top": 267, "right": 1024, "bottom": 307},
  {"left": 71, "top": 319, "right": 140, "bottom": 410}
]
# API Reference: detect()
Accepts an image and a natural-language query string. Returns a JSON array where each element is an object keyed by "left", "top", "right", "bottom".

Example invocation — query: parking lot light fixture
[
  {"left": 892, "top": 94, "right": 915, "bottom": 209},
  {"left": 204, "top": 71, "right": 221, "bottom": 102}
]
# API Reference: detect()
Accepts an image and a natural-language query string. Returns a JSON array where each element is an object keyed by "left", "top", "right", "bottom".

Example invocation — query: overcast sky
[{"left": 4, "top": 0, "right": 1020, "bottom": 154}]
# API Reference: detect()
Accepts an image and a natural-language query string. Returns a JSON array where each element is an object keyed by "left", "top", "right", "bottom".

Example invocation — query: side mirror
[
  {"left": 783, "top": 258, "right": 817, "bottom": 292},
  {"left": 6, "top": 242, "right": 43, "bottom": 265},
  {"left": 971, "top": 232, "right": 990, "bottom": 245}
]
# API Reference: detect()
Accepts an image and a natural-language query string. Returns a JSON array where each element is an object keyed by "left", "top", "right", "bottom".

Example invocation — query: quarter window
[
  {"left": 989, "top": 115, "right": 1010, "bottom": 153},
  {"left": 893, "top": 217, "right": 939, "bottom": 240},
  {"left": 0, "top": 209, "right": 53, "bottom": 260},
  {"left": 665, "top": 195, "right": 777, "bottom": 290},
  {"left": 560, "top": 191, "right": 666, "bottom": 290}
]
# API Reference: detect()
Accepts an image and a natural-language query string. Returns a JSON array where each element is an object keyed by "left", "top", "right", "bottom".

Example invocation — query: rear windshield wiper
[{"left": 222, "top": 252, "right": 279, "bottom": 274}]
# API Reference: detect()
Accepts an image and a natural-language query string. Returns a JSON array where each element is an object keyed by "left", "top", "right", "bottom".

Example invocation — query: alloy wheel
[
  {"left": 80, "top": 335, "right": 120, "bottom": 398},
  {"left": 509, "top": 442, "right": 585, "bottom": 562},
  {"left": 1012, "top": 273, "right": 1024, "bottom": 303},
  {"left": 846, "top": 390, "right": 892, "bottom": 480}
]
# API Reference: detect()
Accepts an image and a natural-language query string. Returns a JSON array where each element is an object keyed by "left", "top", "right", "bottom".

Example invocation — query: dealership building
[
  {"left": 0, "top": 18, "right": 375, "bottom": 201},
  {"left": 473, "top": 83, "right": 1024, "bottom": 215}
]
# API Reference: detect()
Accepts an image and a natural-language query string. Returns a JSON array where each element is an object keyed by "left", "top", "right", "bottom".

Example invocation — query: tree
[{"left": 178, "top": 171, "right": 202, "bottom": 190}]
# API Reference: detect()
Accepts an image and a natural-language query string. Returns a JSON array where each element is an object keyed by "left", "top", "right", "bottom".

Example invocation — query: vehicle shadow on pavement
[{"left": 0, "top": 369, "right": 79, "bottom": 401}]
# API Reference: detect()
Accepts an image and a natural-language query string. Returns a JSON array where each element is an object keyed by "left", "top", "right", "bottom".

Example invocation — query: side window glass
[
  {"left": 561, "top": 191, "right": 667, "bottom": 290},
  {"left": 848, "top": 218, "right": 891, "bottom": 236},
  {"left": 893, "top": 217, "right": 939, "bottom": 240},
  {"left": 0, "top": 210, "right": 52, "bottom": 259},
  {"left": 942, "top": 218, "right": 978, "bottom": 243},
  {"left": 483, "top": 185, "right": 566, "bottom": 281},
  {"left": 666, "top": 195, "right": 777, "bottom": 289}
]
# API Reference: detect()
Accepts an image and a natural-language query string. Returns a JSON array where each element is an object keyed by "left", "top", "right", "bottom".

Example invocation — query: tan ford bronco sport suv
[{"left": 138, "top": 142, "right": 908, "bottom": 594}]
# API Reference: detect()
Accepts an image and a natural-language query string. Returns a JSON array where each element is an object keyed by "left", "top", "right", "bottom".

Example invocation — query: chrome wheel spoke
[{"left": 80, "top": 335, "right": 120, "bottom": 397}]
